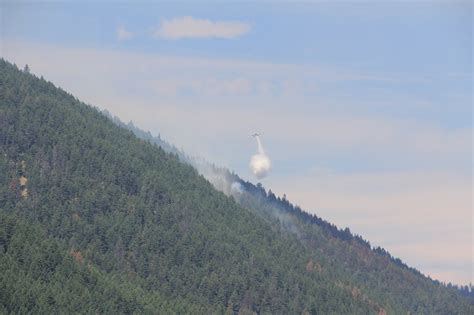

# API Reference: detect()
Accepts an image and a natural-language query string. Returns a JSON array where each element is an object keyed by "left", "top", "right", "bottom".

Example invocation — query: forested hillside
[
  {"left": 0, "top": 59, "right": 472, "bottom": 314},
  {"left": 113, "top": 109, "right": 474, "bottom": 314}
]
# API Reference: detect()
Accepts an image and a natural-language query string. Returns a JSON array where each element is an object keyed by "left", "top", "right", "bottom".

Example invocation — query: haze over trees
[{"left": 0, "top": 59, "right": 472, "bottom": 314}]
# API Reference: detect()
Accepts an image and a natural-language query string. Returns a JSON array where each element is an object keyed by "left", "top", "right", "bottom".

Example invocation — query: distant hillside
[
  {"left": 110, "top": 108, "right": 474, "bottom": 313},
  {"left": 1, "top": 59, "right": 472, "bottom": 314}
]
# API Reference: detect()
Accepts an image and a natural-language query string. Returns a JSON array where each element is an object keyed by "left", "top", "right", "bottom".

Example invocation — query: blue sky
[{"left": 1, "top": 1, "right": 472, "bottom": 285}]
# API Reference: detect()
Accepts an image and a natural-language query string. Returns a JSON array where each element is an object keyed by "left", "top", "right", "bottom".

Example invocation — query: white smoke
[
  {"left": 250, "top": 135, "right": 271, "bottom": 179},
  {"left": 231, "top": 182, "right": 243, "bottom": 195}
]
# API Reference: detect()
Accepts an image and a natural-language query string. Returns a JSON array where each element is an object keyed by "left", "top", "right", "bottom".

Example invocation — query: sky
[{"left": 1, "top": 1, "right": 472, "bottom": 286}]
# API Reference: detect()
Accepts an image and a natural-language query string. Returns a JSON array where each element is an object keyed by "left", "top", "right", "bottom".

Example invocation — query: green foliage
[
  {"left": 120, "top": 102, "right": 474, "bottom": 314},
  {"left": 0, "top": 58, "right": 472, "bottom": 314},
  {"left": 0, "top": 213, "right": 210, "bottom": 314}
]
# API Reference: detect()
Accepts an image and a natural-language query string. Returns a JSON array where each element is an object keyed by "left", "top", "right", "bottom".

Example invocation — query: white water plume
[{"left": 250, "top": 135, "right": 271, "bottom": 179}]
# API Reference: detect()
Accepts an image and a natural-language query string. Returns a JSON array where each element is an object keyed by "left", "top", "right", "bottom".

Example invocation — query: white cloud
[
  {"left": 117, "top": 26, "right": 133, "bottom": 41},
  {"left": 154, "top": 16, "right": 251, "bottom": 39},
  {"left": 149, "top": 77, "right": 253, "bottom": 96}
]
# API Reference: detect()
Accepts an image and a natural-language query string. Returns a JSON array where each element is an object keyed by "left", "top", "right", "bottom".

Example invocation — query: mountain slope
[
  {"left": 0, "top": 59, "right": 472, "bottom": 314},
  {"left": 1, "top": 60, "right": 377, "bottom": 314},
  {"left": 0, "top": 212, "right": 210, "bottom": 314},
  {"left": 113, "top": 110, "right": 474, "bottom": 313}
]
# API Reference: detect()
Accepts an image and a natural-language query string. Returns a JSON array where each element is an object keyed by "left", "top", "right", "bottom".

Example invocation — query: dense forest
[{"left": 0, "top": 59, "right": 472, "bottom": 314}]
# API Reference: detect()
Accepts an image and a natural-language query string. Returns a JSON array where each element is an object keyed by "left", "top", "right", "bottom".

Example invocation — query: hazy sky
[{"left": 1, "top": 1, "right": 472, "bottom": 285}]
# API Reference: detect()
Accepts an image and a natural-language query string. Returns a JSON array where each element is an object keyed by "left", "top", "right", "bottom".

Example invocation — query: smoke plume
[
  {"left": 250, "top": 135, "right": 271, "bottom": 179},
  {"left": 231, "top": 181, "right": 243, "bottom": 194}
]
